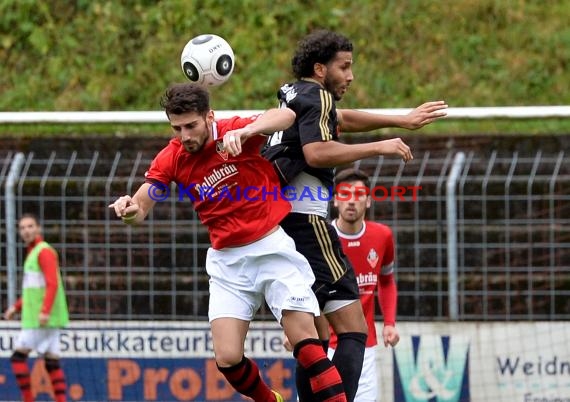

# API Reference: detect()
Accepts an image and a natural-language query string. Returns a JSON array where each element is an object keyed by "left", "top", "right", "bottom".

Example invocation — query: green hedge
[{"left": 1, "top": 0, "right": 569, "bottom": 111}]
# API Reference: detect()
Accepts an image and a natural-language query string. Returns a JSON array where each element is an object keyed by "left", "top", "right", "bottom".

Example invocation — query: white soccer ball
[{"left": 180, "top": 34, "right": 235, "bottom": 86}]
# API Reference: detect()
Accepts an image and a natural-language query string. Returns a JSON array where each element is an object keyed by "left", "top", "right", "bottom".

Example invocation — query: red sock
[
  {"left": 10, "top": 352, "right": 34, "bottom": 402},
  {"left": 45, "top": 358, "right": 67, "bottom": 402},
  {"left": 217, "top": 356, "right": 276, "bottom": 402},
  {"left": 294, "top": 339, "right": 346, "bottom": 402}
]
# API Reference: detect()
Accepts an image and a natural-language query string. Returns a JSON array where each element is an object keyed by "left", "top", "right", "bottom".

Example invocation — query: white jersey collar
[{"left": 332, "top": 219, "right": 366, "bottom": 240}]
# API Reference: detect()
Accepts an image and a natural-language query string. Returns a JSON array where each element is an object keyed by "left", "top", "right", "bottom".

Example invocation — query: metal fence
[{"left": 1, "top": 148, "right": 569, "bottom": 321}]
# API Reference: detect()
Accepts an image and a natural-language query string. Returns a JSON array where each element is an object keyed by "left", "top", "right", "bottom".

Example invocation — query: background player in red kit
[
  {"left": 330, "top": 168, "right": 400, "bottom": 402},
  {"left": 109, "top": 83, "right": 347, "bottom": 402}
]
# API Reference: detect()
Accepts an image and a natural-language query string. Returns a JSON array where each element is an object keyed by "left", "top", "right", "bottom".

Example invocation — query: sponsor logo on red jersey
[{"left": 367, "top": 248, "right": 379, "bottom": 268}]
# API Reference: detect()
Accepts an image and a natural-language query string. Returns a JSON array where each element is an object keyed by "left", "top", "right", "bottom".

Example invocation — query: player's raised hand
[
  {"left": 375, "top": 138, "right": 414, "bottom": 163},
  {"left": 108, "top": 195, "right": 139, "bottom": 218},
  {"left": 402, "top": 100, "right": 448, "bottom": 130},
  {"left": 223, "top": 128, "right": 252, "bottom": 156},
  {"left": 382, "top": 325, "right": 400, "bottom": 347}
]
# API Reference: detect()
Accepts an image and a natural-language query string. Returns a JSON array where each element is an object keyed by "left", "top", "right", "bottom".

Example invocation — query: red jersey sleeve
[
  {"left": 378, "top": 273, "right": 397, "bottom": 326},
  {"left": 381, "top": 229, "right": 395, "bottom": 275},
  {"left": 145, "top": 140, "right": 177, "bottom": 185},
  {"left": 217, "top": 115, "right": 267, "bottom": 151},
  {"left": 243, "top": 133, "right": 267, "bottom": 152},
  {"left": 38, "top": 247, "right": 60, "bottom": 315},
  {"left": 378, "top": 225, "right": 397, "bottom": 326}
]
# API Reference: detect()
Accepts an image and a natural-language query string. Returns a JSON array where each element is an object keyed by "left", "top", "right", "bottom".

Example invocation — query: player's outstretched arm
[
  {"left": 338, "top": 100, "right": 448, "bottom": 132},
  {"left": 303, "top": 137, "right": 413, "bottom": 168},
  {"left": 108, "top": 183, "right": 157, "bottom": 225},
  {"left": 248, "top": 107, "right": 296, "bottom": 135},
  {"left": 224, "top": 108, "right": 296, "bottom": 156}
]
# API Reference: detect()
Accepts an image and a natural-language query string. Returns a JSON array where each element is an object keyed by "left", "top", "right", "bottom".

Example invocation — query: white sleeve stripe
[{"left": 381, "top": 262, "right": 394, "bottom": 276}]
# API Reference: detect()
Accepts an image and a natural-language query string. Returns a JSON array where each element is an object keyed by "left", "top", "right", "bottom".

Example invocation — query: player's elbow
[
  {"left": 279, "top": 109, "right": 296, "bottom": 133},
  {"left": 304, "top": 152, "right": 328, "bottom": 168},
  {"left": 283, "top": 108, "right": 296, "bottom": 125},
  {"left": 303, "top": 143, "right": 333, "bottom": 168}
]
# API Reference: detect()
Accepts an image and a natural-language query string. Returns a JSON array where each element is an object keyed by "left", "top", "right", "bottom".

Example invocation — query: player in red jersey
[
  {"left": 330, "top": 168, "right": 400, "bottom": 402},
  {"left": 109, "top": 83, "right": 347, "bottom": 402}
]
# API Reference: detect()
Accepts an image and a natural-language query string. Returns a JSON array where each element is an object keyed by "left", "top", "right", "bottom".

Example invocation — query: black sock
[{"left": 331, "top": 332, "right": 367, "bottom": 402}]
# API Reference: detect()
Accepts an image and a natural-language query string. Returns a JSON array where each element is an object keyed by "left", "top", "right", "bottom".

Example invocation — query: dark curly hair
[
  {"left": 291, "top": 30, "right": 353, "bottom": 80},
  {"left": 160, "top": 82, "right": 210, "bottom": 117}
]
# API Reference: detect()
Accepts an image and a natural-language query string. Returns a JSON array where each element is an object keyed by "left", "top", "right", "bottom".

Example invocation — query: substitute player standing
[
  {"left": 330, "top": 168, "right": 399, "bottom": 402},
  {"left": 3, "top": 213, "right": 69, "bottom": 402},
  {"left": 262, "top": 29, "right": 446, "bottom": 401},
  {"left": 109, "top": 82, "right": 347, "bottom": 402}
]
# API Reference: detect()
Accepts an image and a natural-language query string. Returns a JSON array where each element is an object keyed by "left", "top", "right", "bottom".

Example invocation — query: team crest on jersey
[
  {"left": 216, "top": 141, "right": 229, "bottom": 161},
  {"left": 281, "top": 84, "right": 298, "bottom": 102},
  {"left": 367, "top": 248, "right": 379, "bottom": 268}
]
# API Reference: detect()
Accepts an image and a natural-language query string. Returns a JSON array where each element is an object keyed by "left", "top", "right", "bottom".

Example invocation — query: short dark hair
[
  {"left": 291, "top": 30, "right": 353, "bottom": 80},
  {"left": 160, "top": 83, "right": 210, "bottom": 117},
  {"left": 19, "top": 213, "right": 40, "bottom": 225},
  {"left": 334, "top": 168, "right": 370, "bottom": 189}
]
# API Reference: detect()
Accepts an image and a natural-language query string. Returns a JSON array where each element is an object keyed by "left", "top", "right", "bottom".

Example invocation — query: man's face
[
  {"left": 18, "top": 217, "right": 41, "bottom": 246},
  {"left": 169, "top": 110, "right": 214, "bottom": 153},
  {"left": 323, "top": 51, "right": 354, "bottom": 101},
  {"left": 334, "top": 180, "right": 370, "bottom": 224}
]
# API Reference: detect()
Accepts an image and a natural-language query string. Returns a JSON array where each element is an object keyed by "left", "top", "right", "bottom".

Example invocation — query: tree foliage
[{"left": 1, "top": 0, "right": 569, "bottom": 111}]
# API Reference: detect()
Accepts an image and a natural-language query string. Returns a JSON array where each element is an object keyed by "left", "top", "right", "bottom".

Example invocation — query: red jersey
[
  {"left": 145, "top": 116, "right": 291, "bottom": 249},
  {"left": 330, "top": 220, "right": 397, "bottom": 348}
]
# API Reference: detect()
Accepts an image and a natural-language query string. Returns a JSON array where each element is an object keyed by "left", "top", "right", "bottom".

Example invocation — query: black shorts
[{"left": 280, "top": 212, "right": 360, "bottom": 310}]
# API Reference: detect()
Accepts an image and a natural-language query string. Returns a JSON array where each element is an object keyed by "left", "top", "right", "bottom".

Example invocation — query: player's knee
[
  {"left": 10, "top": 350, "right": 28, "bottom": 362},
  {"left": 348, "top": 311, "right": 369, "bottom": 334},
  {"left": 214, "top": 350, "right": 243, "bottom": 368},
  {"left": 329, "top": 312, "right": 368, "bottom": 335},
  {"left": 44, "top": 357, "right": 61, "bottom": 372},
  {"left": 357, "top": 320, "right": 369, "bottom": 335}
]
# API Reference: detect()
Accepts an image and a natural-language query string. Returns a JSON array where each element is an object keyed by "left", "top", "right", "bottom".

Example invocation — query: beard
[
  {"left": 324, "top": 76, "right": 344, "bottom": 101},
  {"left": 340, "top": 209, "right": 363, "bottom": 224},
  {"left": 183, "top": 140, "right": 205, "bottom": 153},
  {"left": 182, "top": 129, "right": 209, "bottom": 153}
]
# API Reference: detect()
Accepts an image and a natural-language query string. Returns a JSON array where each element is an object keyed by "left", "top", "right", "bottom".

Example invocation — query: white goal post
[{"left": 1, "top": 106, "right": 570, "bottom": 123}]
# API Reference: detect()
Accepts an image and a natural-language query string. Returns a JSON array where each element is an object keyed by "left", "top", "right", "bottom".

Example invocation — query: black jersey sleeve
[
  {"left": 287, "top": 85, "right": 337, "bottom": 146},
  {"left": 262, "top": 81, "right": 338, "bottom": 187}
]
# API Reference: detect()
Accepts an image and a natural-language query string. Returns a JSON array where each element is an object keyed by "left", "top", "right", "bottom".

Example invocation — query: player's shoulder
[
  {"left": 156, "top": 137, "right": 182, "bottom": 157},
  {"left": 38, "top": 241, "right": 57, "bottom": 253},
  {"left": 150, "top": 138, "right": 187, "bottom": 170},
  {"left": 215, "top": 116, "right": 256, "bottom": 135},
  {"left": 364, "top": 221, "right": 393, "bottom": 237},
  {"left": 278, "top": 79, "right": 328, "bottom": 106}
]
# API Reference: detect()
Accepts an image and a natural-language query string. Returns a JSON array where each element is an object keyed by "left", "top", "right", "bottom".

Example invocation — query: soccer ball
[{"left": 180, "top": 34, "right": 235, "bottom": 86}]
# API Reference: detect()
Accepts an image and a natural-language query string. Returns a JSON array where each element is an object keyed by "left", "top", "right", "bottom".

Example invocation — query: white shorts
[
  {"left": 328, "top": 345, "right": 378, "bottom": 402},
  {"left": 207, "top": 226, "right": 320, "bottom": 323},
  {"left": 15, "top": 328, "right": 61, "bottom": 356}
]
